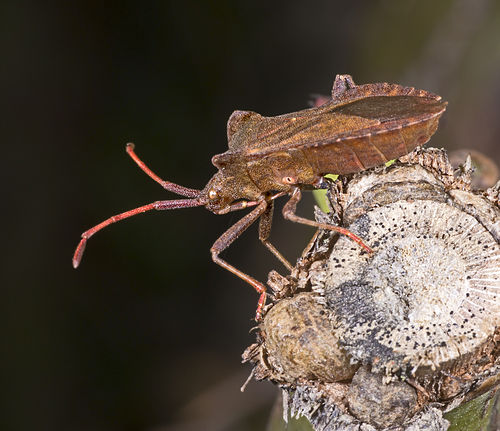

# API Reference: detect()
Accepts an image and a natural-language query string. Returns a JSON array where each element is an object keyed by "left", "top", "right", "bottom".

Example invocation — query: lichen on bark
[{"left": 243, "top": 147, "right": 500, "bottom": 430}]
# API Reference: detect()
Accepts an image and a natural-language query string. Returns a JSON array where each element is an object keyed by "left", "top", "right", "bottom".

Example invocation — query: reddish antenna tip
[
  {"left": 126, "top": 142, "right": 135, "bottom": 151},
  {"left": 72, "top": 238, "right": 87, "bottom": 269}
]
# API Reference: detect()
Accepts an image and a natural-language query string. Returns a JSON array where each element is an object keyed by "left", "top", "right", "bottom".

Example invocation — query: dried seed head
[
  {"left": 449, "top": 149, "right": 500, "bottom": 189},
  {"left": 346, "top": 366, "right": 418, "bottom": 428},
  {"left": 247, "top": 151, "right": 500, "bottom": 429},
  {"left": 261, "top": 293, "right": 357, "bottom": 383},
  {"left": 310, "top": 167, "right": 500, "bottom": 376}
]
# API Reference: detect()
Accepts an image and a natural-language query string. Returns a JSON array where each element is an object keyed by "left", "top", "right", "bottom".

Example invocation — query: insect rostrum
[{"left": 73, "top": 74, "right": 447, "bottom": 320}]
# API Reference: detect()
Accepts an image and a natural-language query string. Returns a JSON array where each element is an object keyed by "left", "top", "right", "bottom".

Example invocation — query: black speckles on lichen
[
  {"left": 346, "top": 213, "right": 371, "bottom": 239},
  {"left": 311, "top": 199, "right": 500, "bottom": 375}
]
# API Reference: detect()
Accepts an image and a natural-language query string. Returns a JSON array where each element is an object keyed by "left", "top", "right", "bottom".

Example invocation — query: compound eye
[
  {"left": 208, "top": 189, "right": 218, "bottom": 200},
  {"left": 282, "top": 176, "right": 296, "bottom": 185}
]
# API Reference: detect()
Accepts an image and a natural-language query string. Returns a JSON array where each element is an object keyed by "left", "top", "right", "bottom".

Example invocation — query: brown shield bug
[{"left": 73, "top": 74, "right": 447, "bottom": 320}]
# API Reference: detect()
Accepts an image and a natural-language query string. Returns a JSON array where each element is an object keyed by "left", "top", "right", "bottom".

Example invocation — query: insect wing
[
  {"left": 240, "top": 87, "right": 447, "bottom": 176},
  {"left": 213, "top": 79, "right": 446, "bottom": 175}
]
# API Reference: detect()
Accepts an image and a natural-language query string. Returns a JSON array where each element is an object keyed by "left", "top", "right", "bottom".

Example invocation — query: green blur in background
[{"left": 3, "top": 1, "right": 500, "bottom": 430}]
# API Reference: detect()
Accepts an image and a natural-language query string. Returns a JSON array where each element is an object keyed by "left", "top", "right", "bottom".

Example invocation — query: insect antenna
[
  {"left": 126, "top": 143, "right": 200, "bottom": 197},
  {"left": 72, "top": 197, "right": 205, "bottom": 268}
]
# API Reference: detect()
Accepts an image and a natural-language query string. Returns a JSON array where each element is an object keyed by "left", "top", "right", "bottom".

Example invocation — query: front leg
[
  {"left": 210, "top": 200, "right": 269, "bottom": 320},
  {"left": 282, "top": 187, "right": 373, "bottom": 253}
]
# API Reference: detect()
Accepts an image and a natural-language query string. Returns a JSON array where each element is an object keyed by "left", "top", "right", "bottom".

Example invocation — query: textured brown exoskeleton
[{"left": 73, "top": 75, "right": 447, "bottom": 320}]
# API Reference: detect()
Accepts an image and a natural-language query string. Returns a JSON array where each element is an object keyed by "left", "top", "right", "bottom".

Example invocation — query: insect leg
[
  {"left": 258, "top": 200, "right": 293, "bottom": 271},
  {"left": 210, "top": 200, "right": 269, "bottom": 320},
  {"left": 126, "top": 143, "right": 201, "bottom": 197},
  {"left": 282, "top": 187, "right": 373, "bottom": 253}
]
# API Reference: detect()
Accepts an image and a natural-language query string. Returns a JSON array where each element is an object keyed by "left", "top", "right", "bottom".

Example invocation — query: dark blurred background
[{"left": 3, "top": 0, "right": 500, "bottom": 430}]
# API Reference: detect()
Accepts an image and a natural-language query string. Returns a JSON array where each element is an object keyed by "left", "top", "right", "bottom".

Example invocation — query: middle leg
[
  {"left": 282, "top": 187, "right": 373, "bottom": 253},
  {"left": 258, "top": 200, "right": 293, "bottom": 272}
]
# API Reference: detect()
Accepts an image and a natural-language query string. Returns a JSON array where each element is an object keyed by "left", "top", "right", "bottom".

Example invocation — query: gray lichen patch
[
  {"left": 311, "top": 198, "right": 500, "bottom": 374},
  {"left": 450, "top": 188, "right": 500, "bottom": 241},
  {"left": 340, "top": 164, "right": 449, "bottom": 224}
]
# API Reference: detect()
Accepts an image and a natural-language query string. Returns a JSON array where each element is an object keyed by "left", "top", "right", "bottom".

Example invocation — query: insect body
[{"left": 73, "top": 74, "right": 447, "bottom": 320}]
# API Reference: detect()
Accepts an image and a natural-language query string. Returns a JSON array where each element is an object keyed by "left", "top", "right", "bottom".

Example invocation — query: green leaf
[
  {"left": 312, "top": 161, "right": 394, "bottom": 214},
  {"left": 445, "top": 389, "right": 500, "bottom": 431},
  {"left": 312, "top": 174, "right": 338, "bottom": 213}
]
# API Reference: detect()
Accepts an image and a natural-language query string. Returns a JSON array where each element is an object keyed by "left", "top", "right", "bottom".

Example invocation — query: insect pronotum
[{"left": 73, "top": 74, "right": 447, "bottom": 320}]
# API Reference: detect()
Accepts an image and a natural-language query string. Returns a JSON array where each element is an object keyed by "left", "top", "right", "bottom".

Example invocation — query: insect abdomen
[{"left": 304, "top": 114, "right": 442, "bottom": 176}]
